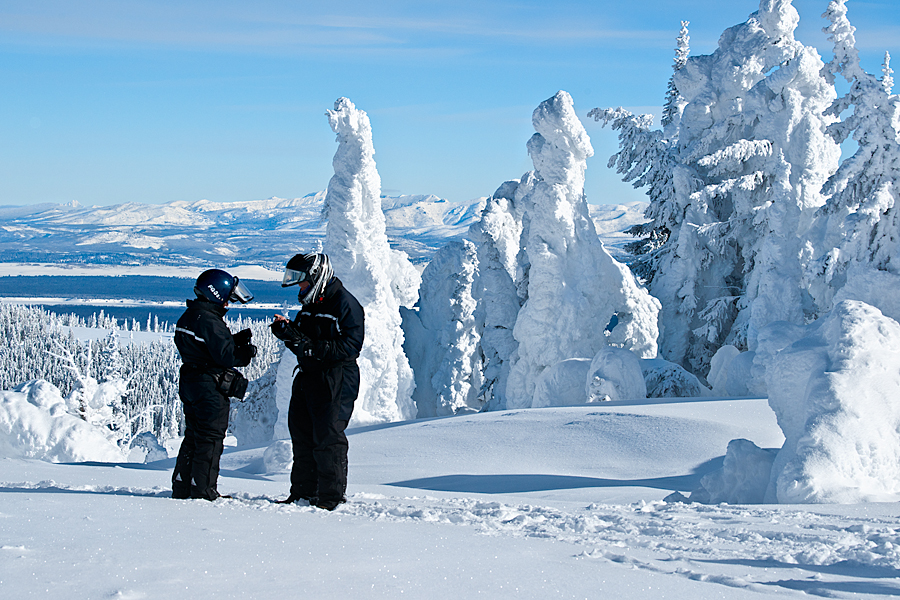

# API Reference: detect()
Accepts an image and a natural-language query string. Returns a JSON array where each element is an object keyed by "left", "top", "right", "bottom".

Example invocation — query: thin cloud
[{"left": 0, "top": 3, "right": 673, "bottom": 55}]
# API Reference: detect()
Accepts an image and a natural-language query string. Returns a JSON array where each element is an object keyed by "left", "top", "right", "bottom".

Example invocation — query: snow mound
[
  {"left": 586, "top": 347, "right": 646, "bottom": 403},
  {"left": 687, "top": 438, "right": 777, "bottom": 504},
  {"left": 641, "top": 358, "right": 712, "bottom": 398},
  {"left": 531, "top": 358, "right": 592, "bottom": 408},
  {"left": 0, "top": 380, "right": 125, "bottom": 463},
  {"left": 766, "top": 300, "right": 900, "bottom": 503}
]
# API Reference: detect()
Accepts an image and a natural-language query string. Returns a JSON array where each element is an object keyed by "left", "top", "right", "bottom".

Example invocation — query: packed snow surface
[{"left": 4, "top": 394, "right": 900, "bottom": 599}]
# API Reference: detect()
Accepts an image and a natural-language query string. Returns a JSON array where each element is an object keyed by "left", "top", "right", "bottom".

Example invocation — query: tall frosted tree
[
  {"left": 403, "top": 240, "right": 482, "bottom": 417},
  {"left": 467, "top": 185, "right": 527, "bottom": 411},
  {"left": 505, "top": 91, "right": 660, "bottom": 408},
  {"left": 806, "top": 0, "right": 900, "bottom": 319},
  {"left": 597, "top": 0, "right": 839, "bottom": 376},
  {"left": 322, "top": 97, "right": 419, "bottom": 424}
]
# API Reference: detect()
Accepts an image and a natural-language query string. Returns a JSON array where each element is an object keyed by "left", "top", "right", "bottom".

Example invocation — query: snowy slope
[{"left": 4, "top": 398, "right": 899, "bottom": 599}]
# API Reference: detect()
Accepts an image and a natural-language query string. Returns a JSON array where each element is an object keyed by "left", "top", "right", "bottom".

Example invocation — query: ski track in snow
[{"left": 7, "top": 478, "right": 900, "bottom": 595}]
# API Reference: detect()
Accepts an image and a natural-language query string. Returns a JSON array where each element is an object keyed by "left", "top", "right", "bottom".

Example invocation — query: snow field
[{"left": 2, "top": 400, "right": 899, "bottom": 598}]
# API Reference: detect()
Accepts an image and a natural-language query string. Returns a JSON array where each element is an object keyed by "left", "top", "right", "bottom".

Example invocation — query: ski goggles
[
  {"left": 229, "top": 277, "right": 255, "bottom": 304},
  {"left": 281, "top": 268, "right": 310, "bottom": 288}
]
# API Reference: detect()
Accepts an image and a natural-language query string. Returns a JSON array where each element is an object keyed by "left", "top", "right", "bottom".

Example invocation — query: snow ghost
[
  {"left": 323, "top": 97, "right": 418, "bottom": 424},
  {"left": 505, "top": 91, "right": 659, "bottom": 408},
  {"left": 404, "top": 240, "right": 482, "bottom": 417}
]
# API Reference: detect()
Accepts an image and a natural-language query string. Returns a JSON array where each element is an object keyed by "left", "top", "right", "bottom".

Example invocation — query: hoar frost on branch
[{"left": 322, "top": 97, "right": 419, "bottom": 424}]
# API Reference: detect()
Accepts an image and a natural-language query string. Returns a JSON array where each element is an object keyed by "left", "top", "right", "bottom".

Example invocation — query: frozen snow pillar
[
  {"left": 505, "top": 91, "right": 660, "bottom": 408},
  {"left": 323, "top": 97, "right": 418, "bottom": 424}
]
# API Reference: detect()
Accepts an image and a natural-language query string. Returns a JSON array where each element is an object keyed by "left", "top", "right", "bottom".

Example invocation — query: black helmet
[
  {"left": 194, "top": 269, "right": 254, "bottom": 306},
  {"left": 282, "top": 253, "right": 333, "bottom": 304}
]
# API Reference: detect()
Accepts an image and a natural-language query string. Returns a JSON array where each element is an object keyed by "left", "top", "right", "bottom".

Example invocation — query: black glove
[
  {"left": 234, "top": 343, "right": 257, "bottom": 367},
  {"left": 233, "top": 328, "right": 253, "bottom": 346},
  {"left": 271, "top": 320, "right": 314, "bottom": 358}
]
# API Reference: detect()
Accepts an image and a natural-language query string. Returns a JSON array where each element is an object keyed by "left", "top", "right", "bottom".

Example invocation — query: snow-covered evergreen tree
[
  {"left": 51, "top": 338, "right": 130, "bottom": 447},
  {"left": 467, "top": 186, "right": 526, "bottom": 411},
  {"left": 806, "top": 0, "right": 900, "bottom": 319},
  {"left": 597, "top": 0, "right": 840, "bottom": 377},
  {"left": 661, "top": 20, "right": 691, "bottom": 135},
  {"left": 323, "top": 97, "right": 418, "bottom": 424},
  {"left": 404, "top": 240, "right": 482, "bottom": 417},
  {"left": 505, "top": 91, "right": 660, "bottom": 408}
]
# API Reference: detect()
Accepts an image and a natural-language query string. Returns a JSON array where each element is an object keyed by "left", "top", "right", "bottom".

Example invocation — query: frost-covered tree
[
  {"left": 596, "top": 0, "right": 840, "bottom": 377},
  {"left": 505, "top": 91, "right": 660, "bottom": 408},
  {"left": 661, "top": 20, "right": 691, "bottom": 134},
  {"left": 0, "top": 304, "right": 281, "bottom": 445},
  {"left": 50, "top": 338, "right": 130, "bottom": 447},
  {"left": 404, "top": 240, "right": 482, "bottom": 417},
  {"left": 323, "top": 97, "right": 418, "bottom": 424},
  {"left": 467, "top": 186, "right": 526, "bottom": 411},
  {"left": 806, "top": 0, "right": 900, "bottom": 318},
  {"left": 230, "top": 353, "right": 280, "bottom": 446}
]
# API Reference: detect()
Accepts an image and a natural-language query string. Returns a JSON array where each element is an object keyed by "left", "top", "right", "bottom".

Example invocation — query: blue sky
[{"left": 1, "top": 0, "right": 898, "bottom": 207}]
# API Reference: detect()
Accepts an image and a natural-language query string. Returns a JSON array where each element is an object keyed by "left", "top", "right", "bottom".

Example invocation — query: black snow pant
[
  {"left": 172, "top": 368, "right": 230, "bottom": 500},
  {"left": 288, "top": 363, "right": 358, "bottom": 504}
]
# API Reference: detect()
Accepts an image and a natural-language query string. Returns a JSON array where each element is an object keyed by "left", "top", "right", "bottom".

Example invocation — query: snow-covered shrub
[
  {"left": 724, "top": 352, "right": 755, "bottom": 397},
  {"left": 128, "top": 431, "right": 168, "bottom": 463},
  {"left": 263, "top": 439, "right": 293, "bottom": 474},
  {"left": 531, "top": 359, "right": 591, "bottom": 408},
  {"left": 230, "top": 353, "right": 280, "bottom": 446},
  {"left": 690, "top": 438, "right": 776, "bottom": 504},
  {"left": 766, "top": 300, "right": 900, "bottom": 503},
  {"left": 640, "top": 358, "right": 711, "bottom": 398},
  {"left": 0, "top": 380, "right": 126, "bottom": 462},
  {"left": 585, "top": 346, "right": 646, "bottom": 403},
  {"left": 323, "top": 97, "right": 418, "bottom": 424},
  {"left": 707, "top": 345, "right": 740, "bottom": 396}
]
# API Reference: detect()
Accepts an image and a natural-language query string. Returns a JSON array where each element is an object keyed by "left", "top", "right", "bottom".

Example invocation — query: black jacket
[
  {"left": 293, "top": 277, "right": 364, "bottom": 371},
  {"left": 175, "top": 298, "right": 248, "bottom": 370}
]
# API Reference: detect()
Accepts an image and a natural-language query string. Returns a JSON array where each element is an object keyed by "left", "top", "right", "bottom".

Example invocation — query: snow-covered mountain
[{"left": 0, "top": 195, "right": 647, "bottom": 269}]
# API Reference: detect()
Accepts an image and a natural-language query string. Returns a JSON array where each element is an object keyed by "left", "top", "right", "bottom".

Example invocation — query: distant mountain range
[{"left": 0, "top": 194, "right": 648, "bottom": 269}]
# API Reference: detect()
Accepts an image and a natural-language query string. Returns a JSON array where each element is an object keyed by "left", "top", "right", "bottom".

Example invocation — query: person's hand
[
  {"left": 234, "top": 343, "right": 257, "bottom": 367},
  {"left": 233, "top": 328, "right": 252, "bottom": 346}
]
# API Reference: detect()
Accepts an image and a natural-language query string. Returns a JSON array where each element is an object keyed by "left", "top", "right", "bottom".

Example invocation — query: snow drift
[{"left": 0, "top": 380, "right": 125, "bottom": 463}]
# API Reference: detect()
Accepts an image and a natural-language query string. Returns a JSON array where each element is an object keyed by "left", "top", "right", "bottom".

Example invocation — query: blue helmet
[{"left": 194, "top": 269, "right": 254, "bottom": 305}]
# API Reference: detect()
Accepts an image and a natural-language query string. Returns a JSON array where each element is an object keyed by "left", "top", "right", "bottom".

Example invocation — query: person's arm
[
  {"left": 311, "top": 297, "right": 364, "bottom": 362},
  {"left": 196, "top": 316, "right": 240, "bottom": 368}
]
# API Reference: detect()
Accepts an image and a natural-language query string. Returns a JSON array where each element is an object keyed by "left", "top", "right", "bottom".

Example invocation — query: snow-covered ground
[{"left": 4, "top": 395, "right": 900, "bottom": 599}]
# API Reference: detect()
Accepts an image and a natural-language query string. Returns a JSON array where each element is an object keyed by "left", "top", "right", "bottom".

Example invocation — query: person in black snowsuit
[
  {"left": 172, "top": 269, "right": 256, "bottom": 501},
  {"left": 271, "top": 253, "right": 364, "bottom": 511}
]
